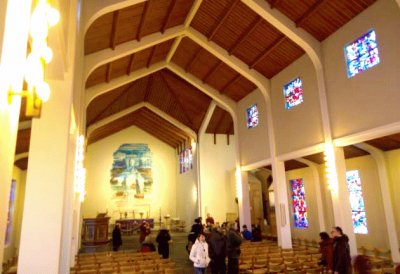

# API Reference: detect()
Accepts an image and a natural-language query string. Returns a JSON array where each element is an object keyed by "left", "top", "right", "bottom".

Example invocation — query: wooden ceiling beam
[
  {"left": 137, "top": 1, "right": 150, "bottom": 41},
  {"left": 142, "top": 109, "right": 191, "bottom": 141},
  {"left": 147, "top": 45, "right": 157, "bottom": 68},
  {"left": 185, "top": 46, "right": 202, "bottom": 72},
  {"left": 88, "top": 82, "right": 135, "bottom": 125},
  {"left": 143, "top": 75, "right": 152, "bottom": 102},
  {"left": 202, "top": 60, "right": 221, "bottom": 83},
  {"left": 270, "top": 0, "right": 282, "bottom": 9},
  {"left": 127, "top": 53, "right": 135, "bottom": 75},
  {"left": 160, "top": 72, "right": 193, "bottom": 128},
  {"left": 220, "top": 74, "right": 241, "bottom": 94},
  {"left": 161, "top": 0, "right": 177, "bottom": 33},
  {"left": 135, "top": 115, "right": 183, "bottom": 147},
  {"left": 295, "top": 0, "right": 328, "bottom": 27},
  {"left": 134, "top": 122, "right": 179, "bottom": 148},
  {"left": 208, "top": 0, "right": 240, "bottom": 41},
  {"left": 105, "top": 63, "right": 112, "bottom": 83},
  {"left": 249, "top": 35, "right": 286, "bottom": 69},
  {"left": 229, "top": 16, "right": 262, "bottom": 55},
  {"left": 110, "top": 10, "right": 120, "bottom": 50}
]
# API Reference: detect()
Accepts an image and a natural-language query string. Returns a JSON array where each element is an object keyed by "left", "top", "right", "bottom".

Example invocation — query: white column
[
  {"left": 272, "top": 160, "right": 292, "bottom": 248},
  {"left": 238, "top": 171, "right": 251, "bottom": 229},
  {"left": 355, "top": 143, "right": 400, "bottom": 263},
  {"left": 0, "top": 0, "right": 31, "bottom": 266},
  {"left": 18, "top": 78, "right": 73, "bottom": 273},
  {"left": 331, "top": 146, "right": 357, "bottom": 256}
]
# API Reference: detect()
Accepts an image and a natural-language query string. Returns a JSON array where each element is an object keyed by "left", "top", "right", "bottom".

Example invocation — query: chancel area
[{"left": 1, "top": 0, "right": 400, "bottom": 273}]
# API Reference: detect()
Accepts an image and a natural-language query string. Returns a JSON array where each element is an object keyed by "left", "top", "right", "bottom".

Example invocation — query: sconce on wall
[{"left": 8, "top": 0, "right": 59, "bottom": 118}]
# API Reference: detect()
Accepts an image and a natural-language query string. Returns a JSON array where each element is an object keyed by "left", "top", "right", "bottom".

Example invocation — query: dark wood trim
[
  {"left": 227, "top": 134, "right": 230, "bottom": 145},
  {"left": 249, "top": 36, "right": 286, "bottom": 69},
  {"left": 229, "top": 17, "right": 262, "bottom": 55},
  {"left": 137, "top": 1, "right": 150, "bottom": 41},
  {"left": 105, "top": 63, "right": 112, "bottom": 83},
  {"left": 127, "top": 53, "right": 135, "bottom": 75},
  {"left": 208, "top": 0, "right": 240, "bottom": 41},
  {"left": 110, "top": 11, "right": 120, "bottom": 50},
  {"left": 147, "top": 45, "right": 157, "bottom": 68},
  {"left": 185, "top": 46, "right": 202, "bottom": 72},
  {"left": 202, "top": 60, "right": 222, "bottom": 83},
  {"left": 227, "top": 121, "right": 234, "bottom": 135},
  {"left": 162, "top": 0, "right": 177, "bottom": 33},
  {"left": 220, "top": 74, "right": 241, "bottom": 94},
  {"left": 214, "top": 133, "right": 216, "bottom": 144},
  {"left": 270, "top": 0, "right": 282, "bottom": 9},
  {"left": 295, "top": 0, "right": 327, "bottom": 27},
  {"left": 143, "top": 74, "right": 152, "bottom": 102}
]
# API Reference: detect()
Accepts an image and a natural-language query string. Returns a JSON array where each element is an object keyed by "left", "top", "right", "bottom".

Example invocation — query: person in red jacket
[{"left": 319, "top": 231, "right": 334, "bottom": 272}]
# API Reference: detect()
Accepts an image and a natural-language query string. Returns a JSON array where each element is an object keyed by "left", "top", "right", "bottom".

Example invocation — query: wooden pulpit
[{"left": 81, "top": 216, "right": 110, "bottom": 246}]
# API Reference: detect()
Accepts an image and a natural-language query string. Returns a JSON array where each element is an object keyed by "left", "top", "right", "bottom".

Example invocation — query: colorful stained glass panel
[
  {"left": 290, "top": 178, "right": 308, "bottom": 228},
  {"left": 346, "top": 170, "right": 368, "bottom": 234},
  {"left": 179, "top": 147, "right": 193, "bottom": 174},
  {"left": 344, "top": 29, "right": 380, "bottom": 78},
  {"left": 283, "top": 77, "right": 304, "bottom": 109},
  {"left": 246, "top": 104, "right": 259, "bottom": 129}
]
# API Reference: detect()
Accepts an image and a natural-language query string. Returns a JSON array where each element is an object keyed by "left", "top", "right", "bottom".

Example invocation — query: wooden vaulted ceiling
[{"left": 16, "top": 0, "right": 383, "bottom": 168}]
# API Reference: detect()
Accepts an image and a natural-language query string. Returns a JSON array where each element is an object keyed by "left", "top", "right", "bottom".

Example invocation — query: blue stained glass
[
  {"left": 246, "top": 104, "right": 259, "bottom": 129},
  {"left": 346, "top": 170, "right": 368, "bottom": 234},
  {"left": 283, "top": 77, "right": 304, "bottom": 109},
  {"left": 290, "top": 178, "right": 308, "bottom": 228},
  {"left": 344, "top": 29, "right": 380, "bottom": 78}
]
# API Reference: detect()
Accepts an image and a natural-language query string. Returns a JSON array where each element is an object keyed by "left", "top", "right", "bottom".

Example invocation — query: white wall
[
  {"left": 237, "top": 89, "right": 270, "bottom": 166},
  {"left": 270, "top": 55, "right": 325, "bottom": 155},
  {"left": 83, "top": 126, "right": 177, "bottom": 224},
  {"left": 385, "top": 149, "right": 400, "bottom": 246},
  {"left": 199, "top": 133, "right": 237, "bottom": 223},
  {"left": 323, "top": 0, "right": 400, "bottom": 138}
]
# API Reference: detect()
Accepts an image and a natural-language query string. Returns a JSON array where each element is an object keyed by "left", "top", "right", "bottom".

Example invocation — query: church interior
[{"left": 1, "top": 0, "right": 400, "bottom": 273}]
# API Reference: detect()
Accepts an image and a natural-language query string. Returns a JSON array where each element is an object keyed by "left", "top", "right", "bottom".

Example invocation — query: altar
[{"left": 115, "top": 218, "right": 154, "bottom": 235}]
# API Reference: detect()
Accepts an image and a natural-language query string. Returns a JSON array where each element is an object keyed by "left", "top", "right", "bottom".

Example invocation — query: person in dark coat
[
  {"left": 139, "top": 221, "right": 151, "bottom": 244},
  {"left": 331, "top": 226, "right": 352, "bottom": 274},
  {"left": 156, "top": 226, "right": 171, "bottom": 259},
  {"left": 112, "top": 223, "right": 122, "bottom": 251},
  {"left": 319, "top": 231, "right": 334, "bottom": 271},
  {"left": 208, "top": 226, "right": 226, "bottom": 274},
  {"left": 353, "top": 255, "right": 371, "bottom": 274},
  {"left": 226, "top": 222, "right": 242, "bottom": 274}
]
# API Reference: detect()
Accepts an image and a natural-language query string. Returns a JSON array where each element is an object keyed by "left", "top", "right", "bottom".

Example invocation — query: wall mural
[{"left": 110, "top": 144, "right": 153, "bottom": 200}]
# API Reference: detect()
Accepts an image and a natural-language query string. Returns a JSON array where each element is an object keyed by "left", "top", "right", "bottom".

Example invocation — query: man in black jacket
[
  {"left": 208, "top": 226, "right": 226, "bottom": 274},
  {"left": 226, "top": 222, "right": 242, "bottom": 274},
  {"left": 112, "top": 223, "right": 122, "bottom": 251},
  {"left": 331, "top": 226, "right": 351, "bottom": 274}
]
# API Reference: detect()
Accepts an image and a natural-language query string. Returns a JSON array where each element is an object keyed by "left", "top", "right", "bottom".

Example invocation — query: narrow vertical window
[
  {"left": 346, "top": 170, "right": 368, "bottom": 234},
  {"left": 179, "top": 147, "right": 193, "bottom": 174},
  {"left": 4, "top": 179, "right": 17, "bottom": 245},
  {"left": 246, "top": 104, "right": 259, "bottom": 129},
  {"left": 344, "top": 29, "right": 380, "bottom": 78},
  {"left": 283, "top": 77, "right": 304, "bottom": 109},
  {"left": 290, "top": 178, "right": 308, "bottom": 228}
]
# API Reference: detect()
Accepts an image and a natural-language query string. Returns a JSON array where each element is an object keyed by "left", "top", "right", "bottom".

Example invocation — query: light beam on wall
[
  {"left": 74, "top": 135, "right": 86, "bottom": 202},
  {"left": 324, "top": 143, "right": 338, "bottom": 194}
]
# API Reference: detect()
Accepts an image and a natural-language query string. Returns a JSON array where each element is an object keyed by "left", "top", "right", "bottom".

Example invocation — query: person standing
[
  {"left": 156, "top": 226, "right": 171, "bottom": 259},
  {"left": 331, "top": 226, "right": 351, "bottom": 274},
  {"left": 208, "top": 226, "right": 226, "bottom": 274},
  {"left": 319, "top": 231, "right": 334, "bottom": 272},
  {"left": 112, "top": 223, "right": 122, "bottom": 251},
  {"left": 226, "top": 222, "right": 242, "bottom": 274},
  {"left": 189, "top": 233, "right": 211, "bottom": 274}
]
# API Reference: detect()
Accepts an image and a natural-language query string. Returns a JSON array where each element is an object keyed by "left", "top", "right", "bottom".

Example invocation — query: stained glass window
[
  {"left": 179, "top": 147, "right": 193, "bottom": 174},
  {"left": 246, "top": 104, "right": 259, "bottom": 128},
  {"left": 346, "top": 170, "right": 368, "bottom": 234},
  {"left": 344, "top": 29, "right": 380, "bottom": 78},
  {"left": 4, "top": 179, "right": 16, "bottom": 246},
  {"left": 290, "top": 178, "right": 308, "bottom": 228},
  {"left": 283, "top": 77, "right": 304, "bottom": 109}
]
